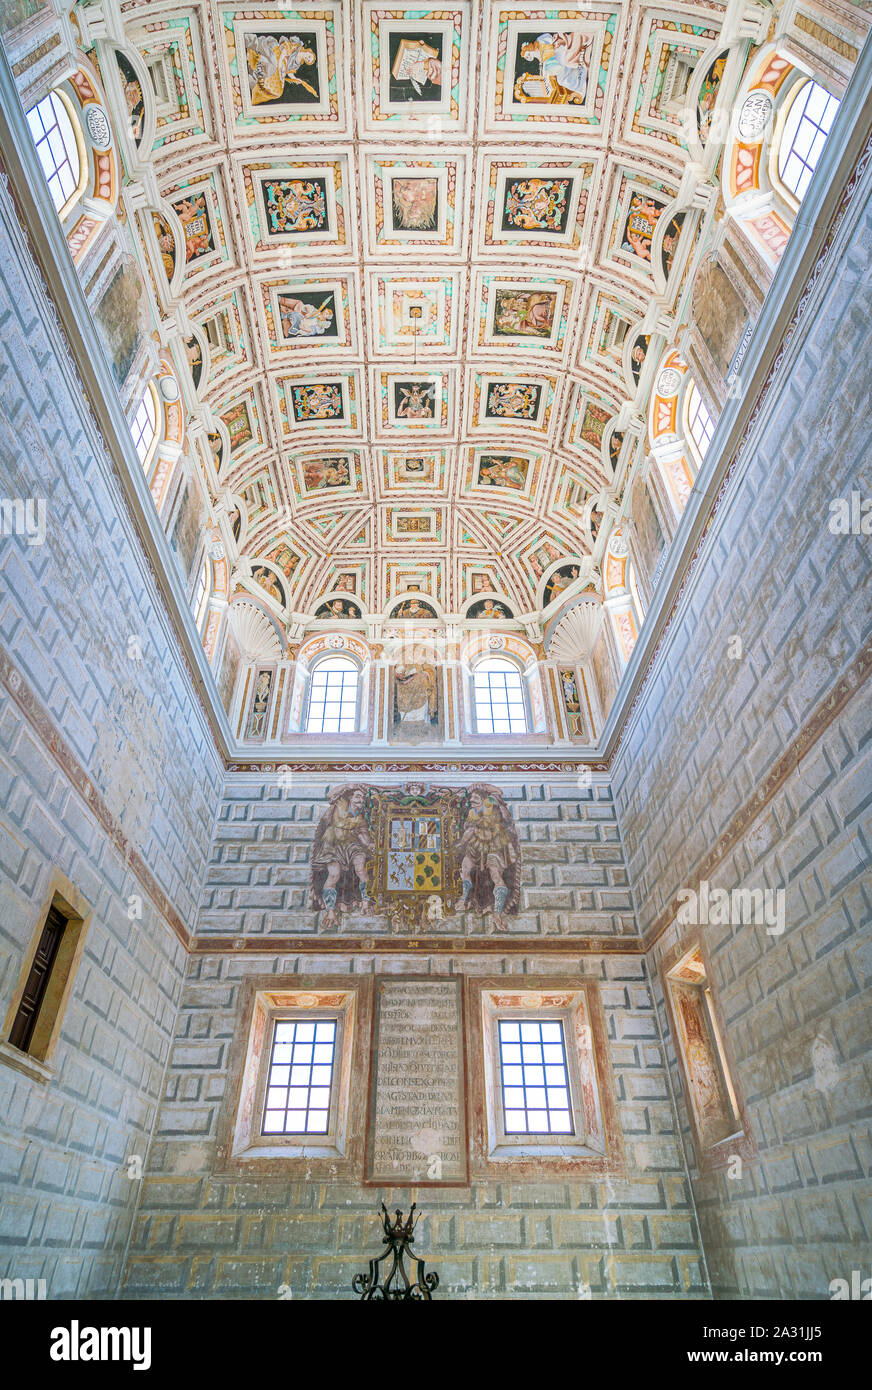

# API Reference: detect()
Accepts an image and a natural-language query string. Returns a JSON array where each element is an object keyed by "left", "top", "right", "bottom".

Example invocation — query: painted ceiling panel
[{"left": 100, "top": 0, "right": 743, "bottom": 625}]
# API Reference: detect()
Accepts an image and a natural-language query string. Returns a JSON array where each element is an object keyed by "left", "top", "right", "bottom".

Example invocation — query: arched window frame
[
  {"left": 470, "top": 654, "right": 530, "bottom": 737},
  {"left": 647, "top": 350, "right": 711, "bottom": 524},
  {"left": 603, "top": 528, "right": 642, "bottom": 672},
  {"left": 130, "top": 382, "right": 159, "bottom": 470},
  {"left": 304, "top": 652, "right": 363, "bottom": 736},
  {"left": 24, "top": 65, "right": 120, "bottom": 264},
  {"left": 683, "top": 379, "right": 715, "bottom": 467},
  {"left": 192, "top": 551, "right": 211, "bottom": 634},
  {"left": 25, "top": 89, "right": 86, "bottom": 219},
  {"left": 769, "top": 77, "right": 840, "bottom": 210},
  {"left": 721, "top": 47, "right": 840, "bottom": 268}
]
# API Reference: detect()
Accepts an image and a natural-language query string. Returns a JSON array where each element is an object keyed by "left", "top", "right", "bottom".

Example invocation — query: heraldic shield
[{"left": 310, "top": 783, "right": 521, "bottom": 932}]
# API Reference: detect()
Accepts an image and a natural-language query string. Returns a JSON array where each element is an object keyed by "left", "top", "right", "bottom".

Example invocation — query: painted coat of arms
[{"left": 310, "top": 784, "right": 521, "bottom": 932}]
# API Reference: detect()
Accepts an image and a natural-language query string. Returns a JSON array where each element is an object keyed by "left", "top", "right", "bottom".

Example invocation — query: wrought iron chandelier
[{"left": 352, "top": 1204, "right": 439, "bottom": 1300}]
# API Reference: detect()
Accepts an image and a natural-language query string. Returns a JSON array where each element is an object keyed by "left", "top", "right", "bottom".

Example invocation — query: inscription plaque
[{"left": 366, "top": 977, "right": 467, "bottom": 1184}]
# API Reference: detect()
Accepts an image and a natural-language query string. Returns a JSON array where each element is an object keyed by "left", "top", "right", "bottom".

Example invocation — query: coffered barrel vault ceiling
[{"left": 94, "top": 1, "right": 754, "bottom": 627}]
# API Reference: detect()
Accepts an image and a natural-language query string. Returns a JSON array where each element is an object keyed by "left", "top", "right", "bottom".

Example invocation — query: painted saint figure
[
  {"left": 311, "top": 786, "right": 374, "bottom": 926},
  {"left": 514, "top": 31, "right": 591, "bottom": 104},
  {"left": 245, "top": 33, "right": 318, "bottom": 105},
  {"left": 394, "top": 663, "right": 438, "bottom": 724},
  {"left": 544, "top": 564, "right": 580, "bottom": 605},
  {"left": 456, "top": 786, "right": 521, "bottom": 930},
  {"left": 479, "top": 456, "right": 528, "bottom": 490},
  {"left": 252, "top": 567, "right": 284, "bottom": 606},
  {"left": 248, "top": 671, "right": 271, "bottom": 738}
]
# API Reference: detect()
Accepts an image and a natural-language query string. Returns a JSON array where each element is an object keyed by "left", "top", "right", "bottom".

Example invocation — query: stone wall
[
  {"left": 613, "top": 155, "right": 872, "bottom": 1297},
  {"left": 123, "top": 950, "right": 709, "bottom": 1300},
  {"left": 0, "top": 172, "right": 222, "bottom": 1295},
  {"left": 200, "top": 777, "right": 636, "bottom": 940}
]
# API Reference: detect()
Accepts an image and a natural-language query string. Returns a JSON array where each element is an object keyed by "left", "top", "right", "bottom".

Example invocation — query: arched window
[
  {"left": 685, "top": 381, "right": 715, "bottom": 462},
  {"left": 131, "top": 385, "right": 158, "bottom": 468},
  {"left": 306, "top": 656, "right": 359, "bottom": 734},
  {"left": 192, "top": 554, "right": 210, "bottom": 631},
  {"left": 777, "top": 80, "right": 840, "bottom": 204},
  {"left": 25, "top": 91, "right": 82, "bottom": 216},
  {"left": 473, "top": 658, "right": 528, "bottom": 735}
]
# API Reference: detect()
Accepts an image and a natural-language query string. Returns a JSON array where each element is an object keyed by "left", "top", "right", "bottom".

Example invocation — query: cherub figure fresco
[
  {"left": 245, "top": 33, "right": 318, "bottom": 105},
  {"left": 310, "top": 786, "right": 375, "bottom": 926},
  {"left": 514, "top": 31, "right": 591, "bottom": 104},
  {"left": 456, "top": 785, "right": 521, "bottom": 931},
  {"left": 528, "top": 542, "right": 561, "bottom": 581},
  {"left": 621, "top": 194, "right": 664, "bottom": 261},
  {"left": 174, "top": 194, "right": 213, "bottom": 261},
  {"left": 303, "top": 456, "right": 349, "bottom": 490},
  {"left": 267, "top": 543, "right": 299, "bottom": 579}
]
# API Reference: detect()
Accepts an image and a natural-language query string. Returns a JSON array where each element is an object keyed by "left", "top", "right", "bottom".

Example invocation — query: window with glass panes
[
  {"left": 473, "top": 658, "right": 527, "bottom": 734},
  {"left": 26, "top": 92, "right": 81, "bottom": 215},
  {"left": 131, "top": 387, "right": 158, "bottom": 466},
  {"left": 686, "top": 381, "right": 714, "bottom": 459},
  {"left": 306, "top": 656, "right": 358, "bottom": 733},
  {"left": 778, "top": 81, "right": 840, "bottom": 204},
  {"left": 498, "top": 1019, "right": 573, "bottom": 1134},
  {"left": 262, "top": 1019, "right": 337, "bottom": 1134},
  {"left": 192, "top": 557, "right": 209, "bottom": 629}
]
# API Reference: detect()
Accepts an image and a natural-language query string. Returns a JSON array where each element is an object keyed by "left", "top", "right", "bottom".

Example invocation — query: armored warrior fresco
[
  {"left": 310, "top": 785, "right": 375, "bottom": 927},
  {"left": 309, "top": 784, "right": 521, "bottom": 932},
  {"left": 456, "top": 784, "right": 521, "bottom": 931}
]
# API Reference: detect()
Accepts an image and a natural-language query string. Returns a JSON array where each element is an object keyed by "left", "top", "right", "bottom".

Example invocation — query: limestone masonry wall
[
  {"left": 612, "top": 160, "right": 872, "bottom": 1298},
  {"left": 200, "top": 778, "right": 636, "bottom": 939},
  {"left": 124, "top": 951, "right": 708, "bottom": 1300},
  {"left": 0, "top": 179, "right": 222, "bottom": 1296}
]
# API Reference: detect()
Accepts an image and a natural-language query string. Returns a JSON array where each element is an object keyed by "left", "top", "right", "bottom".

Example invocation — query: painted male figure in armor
[
  {"left": 456, "top": 786, "right": 521, "bottom": 931},
  {"left": 311, "top": 786, "right": 374, "bottom": 927}
]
